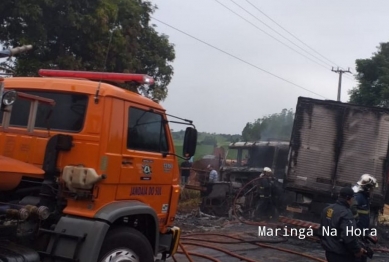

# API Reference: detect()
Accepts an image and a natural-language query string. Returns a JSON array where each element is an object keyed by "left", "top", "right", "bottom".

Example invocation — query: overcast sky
[{"left": 150, "top": 0, "right": 389, "bottom": 135}]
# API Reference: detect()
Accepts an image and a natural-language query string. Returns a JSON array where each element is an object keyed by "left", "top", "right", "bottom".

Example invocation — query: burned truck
[
  {"left": 221, "top": 141, "right": 290, "bottom": 184},
  {"left": 284, "top": 97, "right": 389, "bottom": 225},
  {"left": 198, "top": 141, "right": 291, "bottom": 217}
]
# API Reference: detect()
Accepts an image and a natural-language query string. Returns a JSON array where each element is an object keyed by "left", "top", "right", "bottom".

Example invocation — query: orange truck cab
[{"left": 0, "top": 69, "right": 197, "bottom": 262}]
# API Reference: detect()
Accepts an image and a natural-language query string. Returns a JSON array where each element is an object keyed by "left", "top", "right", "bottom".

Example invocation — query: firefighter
[
  {"left": 319, "top": 187, "right": 366, "bottom": 262},
  {"left": 352, "top": 174, "right": 378, "bottom": 230},
  {"left": 255, "top": 167, "right": 278, "bottom": 221},
  {"left": 352, "top": 174, "right": 378, "bottom": 262}
]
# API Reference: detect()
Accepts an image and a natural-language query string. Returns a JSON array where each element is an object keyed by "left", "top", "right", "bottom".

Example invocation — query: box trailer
[{"left": 284, "top": 97, "right": 389, "bottom": 225}]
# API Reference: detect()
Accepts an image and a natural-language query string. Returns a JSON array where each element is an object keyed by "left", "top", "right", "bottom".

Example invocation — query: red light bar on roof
[{"left": 38, "top": 69, "right": 154, "bottom": 85}]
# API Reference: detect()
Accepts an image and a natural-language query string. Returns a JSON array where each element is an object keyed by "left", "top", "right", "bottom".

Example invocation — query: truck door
[{"left": 118, "top": 103, "right": 174, "bottom": 225}]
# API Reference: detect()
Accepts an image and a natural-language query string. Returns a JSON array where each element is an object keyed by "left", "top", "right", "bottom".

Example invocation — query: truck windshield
[
  {"left": 248, "top": 147, "right": 275, "bottom": 167},
  {"left": 225, "top": 147, "right": 276, "bottom": 167},
  {"left": 225, "top": 148, "right": 249, "bottom": 166},
  {"left": 0, "top": 90, "right": 88, "bottom": 132}
]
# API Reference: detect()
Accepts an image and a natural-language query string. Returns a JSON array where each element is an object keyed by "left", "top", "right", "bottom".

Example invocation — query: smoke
[
  {"left": 259, "top": 109, "right": 294, "bottom": 141},
  {"left": 259, "top": 125, "right": 275, "bottom": 141}
]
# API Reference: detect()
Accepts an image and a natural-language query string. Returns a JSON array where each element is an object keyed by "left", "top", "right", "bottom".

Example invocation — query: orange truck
[{"left": 0, "top": 47, "right": 197, "bottom": 262}]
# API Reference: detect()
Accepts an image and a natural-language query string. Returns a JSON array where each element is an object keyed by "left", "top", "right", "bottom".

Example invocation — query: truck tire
[{"left": 98, "top": 226, "right": 154, "bottom": 262}]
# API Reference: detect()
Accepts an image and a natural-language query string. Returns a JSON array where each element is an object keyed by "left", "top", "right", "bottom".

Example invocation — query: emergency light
[{"left": 38, "top": 69, "right": 155, "bottom": 85}]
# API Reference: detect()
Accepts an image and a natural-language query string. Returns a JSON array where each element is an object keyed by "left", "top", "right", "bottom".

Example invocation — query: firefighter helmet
[
  {"left": 357, "top": 174, "right": 378, "bottom": 188},
  {"left": 264, "top": 167, "right": 272, "bottom": 173}
]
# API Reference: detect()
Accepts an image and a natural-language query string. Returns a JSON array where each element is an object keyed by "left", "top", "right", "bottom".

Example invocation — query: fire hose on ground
[
  {"left": 175, "top": 175, "right": 389, "bottom": 261},
  {"left": 172, "top": 176, "right": 326, "bottom": 261},
  {"left": 232, "top": 176, "right": 282, "bottom": 227},
  {"left": 172, "top": 235, "right": 326, "bottom": 262},
  {"left": 176, "top": 233, "right": 327, "bottom": 262}
]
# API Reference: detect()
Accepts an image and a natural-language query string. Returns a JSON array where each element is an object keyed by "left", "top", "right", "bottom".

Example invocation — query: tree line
[
  {"left": 242, "top": 108, "right": 294, "bottom": 141},
  {"left": 172, "top": 130, "right": 241, "bottom": 145},
  {"left": 1, "top": 0, "right": 387, "bottom": 127}
]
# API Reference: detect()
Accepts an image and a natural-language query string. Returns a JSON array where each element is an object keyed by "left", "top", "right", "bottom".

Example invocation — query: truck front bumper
[{"left": 168, "top": 226, "right": 181, "bottom": 256}]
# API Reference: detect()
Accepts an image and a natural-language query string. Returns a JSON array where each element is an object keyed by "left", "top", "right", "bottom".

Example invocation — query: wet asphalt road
[{"left": 168, "top": 224, "right": 389, "bottom": 262}]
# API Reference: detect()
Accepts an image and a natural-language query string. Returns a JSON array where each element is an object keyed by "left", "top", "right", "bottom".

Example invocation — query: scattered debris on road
[{"left": 173, "top": 203, "right": 389, "bottom": 261}]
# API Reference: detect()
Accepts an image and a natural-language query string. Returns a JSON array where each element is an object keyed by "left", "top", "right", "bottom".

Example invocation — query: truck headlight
[{"left": 2, "top": 90, "right": 17, "bottom": 106}]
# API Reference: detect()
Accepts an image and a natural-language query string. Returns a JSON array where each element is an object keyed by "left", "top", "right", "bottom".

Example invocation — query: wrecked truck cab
[
  {"left": 198, "top": 140, "right": 291, "bottom": 218},
  {"left": 221, "top": 141, "right": 290, "bottom": 184}
]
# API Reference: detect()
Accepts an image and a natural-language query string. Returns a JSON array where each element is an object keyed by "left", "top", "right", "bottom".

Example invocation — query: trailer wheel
[{"left": 98, "top": 226, "right": 154, "bottom": 262}]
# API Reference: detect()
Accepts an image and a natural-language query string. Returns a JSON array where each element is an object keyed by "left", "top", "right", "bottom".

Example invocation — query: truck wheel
[{"left": 98, "top": 226, "right": 154, "bottom": 262}]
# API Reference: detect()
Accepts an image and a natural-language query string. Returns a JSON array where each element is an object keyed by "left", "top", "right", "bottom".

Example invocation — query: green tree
[
  {"left": 241, "top": 109, "right": 294, "bottom": 141},
  {"left": 242, "top": 120, "right": 261, "bottom": 141},
  {"left": 0, "top": 0, "right": 174, "bottom": 102},
  {"left": 348, "top": 42, "right": 389, "bottom": 107}
]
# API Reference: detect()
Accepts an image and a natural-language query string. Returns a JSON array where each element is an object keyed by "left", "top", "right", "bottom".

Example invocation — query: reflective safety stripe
[
  {"left": 260, "top": 195, "right": 270, "bottom": 198},
  {"left": 353, "top": 214, "right": 359, "bottom": 218},
  {"left": 357, "top": 209, "right": 370, "bottom": 215}
]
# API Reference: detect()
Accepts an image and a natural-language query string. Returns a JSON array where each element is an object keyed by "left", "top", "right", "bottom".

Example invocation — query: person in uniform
[
  {"left": 352, "top": 174, "right": 378, "bottom": 262},
  {"left": 352, "top": 174, "right": 378, "bottom": 230},
  {"left": 180, "top": 155, "right": 192, "bottom": 186},
  {"left": 319, "top": 187, "right": 366, "bottom": 262},
  {"left": 255, "top": 167, "right": 278, "bottom": 221}
]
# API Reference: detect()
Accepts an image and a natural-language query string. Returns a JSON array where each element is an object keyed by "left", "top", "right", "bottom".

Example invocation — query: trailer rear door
[{"left": 285, "top": 97, "right": 389, "bottom": 207}]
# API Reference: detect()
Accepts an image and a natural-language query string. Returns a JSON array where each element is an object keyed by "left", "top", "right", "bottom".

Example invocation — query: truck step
[{"left": 37, "top": 228, "right": 86, "bottom": 262}]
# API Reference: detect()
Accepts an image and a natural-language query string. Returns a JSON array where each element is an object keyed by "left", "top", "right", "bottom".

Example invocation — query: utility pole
[{"left": 332, "top": 67, "right": 351, "bottom": 101}]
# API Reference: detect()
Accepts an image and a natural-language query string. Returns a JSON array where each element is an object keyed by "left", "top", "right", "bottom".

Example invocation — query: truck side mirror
[
  {"left": 0, "top": 81, "right": 18, "bottom": 111},
  {"left": 183, "top": 127, "right": 197, "bottom": 157}
]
